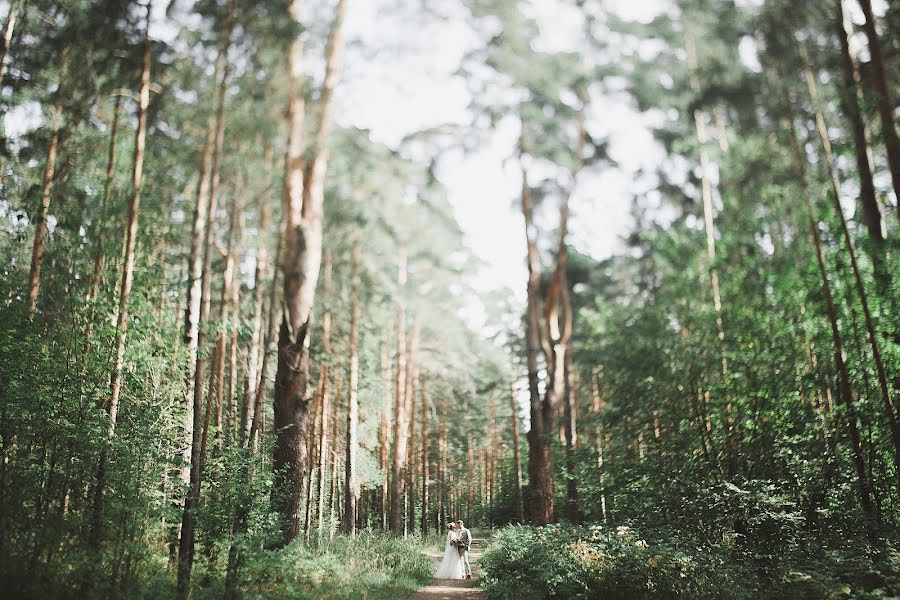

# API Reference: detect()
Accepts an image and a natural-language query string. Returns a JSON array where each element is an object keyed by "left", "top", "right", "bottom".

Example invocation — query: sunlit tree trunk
[
  {"left": 856, "top": 0, "right": 900, "bottom": 213},
  {"left": 26, "top": 101, "right": 62, "bottom": 319},
  {"left": 344, "top": 239, "right": 361, "bottom": 534},
  {"left": 90, "top": 31, "right": 151, "bottom": 546},
  {"left": 177, "top": 17, "right": 231, "bottom": 593},
  {"left": 390, "top": 253, "right": 408, "bottom": 534},
  {"left": 406, "top": 373, "right": 418, "bottom": 536},
  {"left": 591, "top": 370, "right": 607, "bottom": 522},
  {"left": 563, "top": 346, "right": 579, "bottom": 523}
]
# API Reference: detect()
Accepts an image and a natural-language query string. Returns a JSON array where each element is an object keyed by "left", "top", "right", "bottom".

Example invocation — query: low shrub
[{"left": 479, "top": 524, "right": 899, "bottom": 600}]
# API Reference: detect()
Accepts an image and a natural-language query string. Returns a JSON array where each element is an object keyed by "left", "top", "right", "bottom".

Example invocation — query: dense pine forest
[{"left": 1, "top": 0, "right": 899, "bottom": 598}]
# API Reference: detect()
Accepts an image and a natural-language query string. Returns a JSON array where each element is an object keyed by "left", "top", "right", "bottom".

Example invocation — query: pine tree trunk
[
  {"left": 0, "top": 1, "right": 18, "bottom": 84},
  {"left": 856, "top": 0, "right": 900, "bottom": 214},
  {"left": 344, "top": 239, "right": 361, "bottom": 534},
  {"left": 390, "top": 256, "right": 408, "bottom": 534},
  {"left": 420, "top": 381, "right": 430, "bottom": 536},
  {"left": 378, "top": 343, "right": 391, "bottom": 529},
  {"left": 520, "top": 161, "right": 553, "bottom": 525},
  {"left": 177, "top": 20, "right": 231, "bottom": 594},
  {"left": 509, "top": 382, "right": 525, "bottom": 523},
  {"left": 563, "top": 346, "right": 580, "bottom": 523},
  {"left": 406, "top": 372, "right": 418, "bottom": 536},
  {"left": 90, "top": 32, "right": 151, "bottom": 546},
  {"left": 26, "top": 102, "right": 62, "bottom": 319},
  {"left": 272, "top": 0, "right": 346, "bottom": 544}
]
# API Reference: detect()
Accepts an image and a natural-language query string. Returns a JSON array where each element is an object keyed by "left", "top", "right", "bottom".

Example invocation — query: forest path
[{"left": 407, "top": 539, "right": 488, "bottom": 599}]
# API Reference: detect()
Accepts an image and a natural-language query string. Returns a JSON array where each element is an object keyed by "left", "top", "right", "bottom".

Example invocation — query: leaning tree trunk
[
  {"left": 90, "top": 32, "right": 151, "bottom": 546},
  {"left": 857, "top": 0, "right": 900, "bottom": 215},
  {"left": 26, "top": 101, "right": 62, "bottom": 319},
  {"left": 783, "top": 87, "right": 879, "bottom": 536},
  {"left": 802, "top": 53, "right": 900, "bottom": 481},
  {"left": 343, "top": 238, "right": 361, "bottom": 534}
]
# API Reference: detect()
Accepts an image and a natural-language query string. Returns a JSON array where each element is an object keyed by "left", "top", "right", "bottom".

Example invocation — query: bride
[{"left": 435, "top": 522, "right": 466, "bottom": 579}]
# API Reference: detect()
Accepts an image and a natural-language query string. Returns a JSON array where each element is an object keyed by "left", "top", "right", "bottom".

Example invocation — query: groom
[{"left": 455, "top": 519, "right": 472, "bottom": 579}]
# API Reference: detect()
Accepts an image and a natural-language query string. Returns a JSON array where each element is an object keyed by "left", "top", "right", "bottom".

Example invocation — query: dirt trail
[{"left": 407, "top": 540, "right": 488, "bottom": 599}]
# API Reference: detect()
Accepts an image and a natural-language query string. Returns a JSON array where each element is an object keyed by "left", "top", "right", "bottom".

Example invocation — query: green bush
[
  {"left": 233, "top": 531, "right": 433, "bottom": 600},
  {"left": 479, "top": 524, "right": 900, "bottom": 600}
]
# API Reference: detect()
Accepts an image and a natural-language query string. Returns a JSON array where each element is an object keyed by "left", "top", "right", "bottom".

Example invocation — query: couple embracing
[{"left": 435, "top": 519, "right": 473, "bottom": 579}]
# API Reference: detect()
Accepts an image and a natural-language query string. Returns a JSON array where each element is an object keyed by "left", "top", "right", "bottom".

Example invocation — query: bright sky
[{"left": 337, "top": 0, "right": 669, "bottom": 328}]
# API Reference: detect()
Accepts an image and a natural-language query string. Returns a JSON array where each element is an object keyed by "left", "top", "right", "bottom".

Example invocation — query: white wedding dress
[{"left": 435, "top": 530, "right": 466, "bottom": 579}]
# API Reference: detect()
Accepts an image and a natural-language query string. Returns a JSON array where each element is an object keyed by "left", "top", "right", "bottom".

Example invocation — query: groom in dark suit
[{"left": 455, "top": 519, "right": 472, "bottom": 579}]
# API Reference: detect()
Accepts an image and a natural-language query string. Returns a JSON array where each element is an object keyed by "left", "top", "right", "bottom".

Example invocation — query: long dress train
[{"left": 434, "top": 530, "right": 466, "bottom": 579}]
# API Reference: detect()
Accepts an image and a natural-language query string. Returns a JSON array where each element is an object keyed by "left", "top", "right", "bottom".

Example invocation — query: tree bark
[
  {"left": 27, "top": 102, "right": 62, "bottom": 319},
  {"left": 390, "top": 255, "right": 408, "bottom": 534},
  {"left": 420, "top": 381, "right": 430, "bottom": 536},
  {"left": 272, "top": 0, "right": 346, "bottom": 544},
  {"left": 177, "top": 17, "right": 231, "bottom": 594},
  {"left": 521, "top": 158, "right": 554, "bottom": 525},
  {"left": 90, "top": 32, "right": 151, "bottom": 546},
  {"left": 378, "top": 342, "right": 392, "bottom": 529},
  {"left": 857, "top": 0, "right": 900, "bottom": 214},
  {"left": 344, "top": 239, "right": 361, "bottom": 534},
  {"left": 509, "top": 382, "right": 525, "bottom": 523}
]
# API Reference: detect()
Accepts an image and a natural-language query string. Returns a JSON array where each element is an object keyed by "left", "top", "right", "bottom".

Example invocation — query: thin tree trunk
[
  {"left": 784, "top": 87, "right": 879, "bottom": 535},
  {"left": 84, "top": 95, "right": 122, "bottom": 353},
  {"left": 509, "top": 382, "right": 524, "bottom": 524},
  {"left": 378, "top": 342, "right": 392, "bottom": 530},
  {"left": 406, "top": 372, "right": 418, "bottom": 536},
  {"left": 90, "top": 31, "right": 151, "bottom": 546},
  {"left": 420, "top": 381, "right": 430, "bottom": 536},
  {"left": 857, "top": 0, "right": 900, "bottom": 213},
  {"left": 563, "top": 346, "right": 579, "bottom": 523},
  {"left": 390, "top": 254, "right": 408, "bottom": 534},
  {"left": 177, "top": 17, "right": 231, "bottom": 594},
  {"left": 27, "top": 102, "right": 62, "bottom": 319},
  {"left": 0, "top": 1, "right": 18, "bottom": 84},
  {"left": 344, "top": 239, "right": 361, "bottom": 534}
]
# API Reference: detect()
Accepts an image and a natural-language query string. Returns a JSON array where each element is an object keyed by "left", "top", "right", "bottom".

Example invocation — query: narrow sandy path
[{"left": 407, "top": 540, "right": 489, "bottom": 599}]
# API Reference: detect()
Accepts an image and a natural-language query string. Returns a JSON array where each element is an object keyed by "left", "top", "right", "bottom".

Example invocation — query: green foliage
[{"left": 481, "top": 524, "right": 900, "bottom": 600}]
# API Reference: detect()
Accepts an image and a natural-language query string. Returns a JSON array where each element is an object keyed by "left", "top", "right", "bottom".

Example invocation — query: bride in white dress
[{"left": 435, "top": 523, "right": 466, "bottom": 579}]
